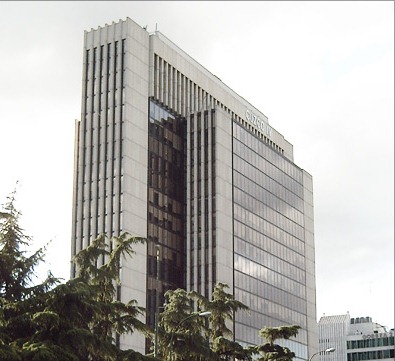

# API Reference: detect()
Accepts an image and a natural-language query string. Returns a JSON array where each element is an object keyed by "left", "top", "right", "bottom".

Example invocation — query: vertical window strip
[
  {"left": 176, "top": 70, "right": 181, "bottom": 114},
  {"left": 156, "top": 57, "right": 162, "bottom": 102},
  {"left": 160, "top": 57, "right": 164, "bottom": 103},
  {"left": 92, "top": 47, "right": 98, "bottom": 240},
  {"left": 168, "top": 63, "right": 172, "bottom": 109},
  {"left": 154, "top": 54, "right": 158, "bottom": 100},
  {"left": 211, "top": 110, "right": 216, "bottom": 285},
  {"left": 79, "top": 49, "right": 90, "bottom": 252},
  {"left": 118, "top": 38, "right": 126, "bottom": 233},
  {"left": 191, "top": 82, "right": 195, "bottom": 114},
  {"left": 98, "top": 45, "right": 105, "bottom": 238},
  {"left": 153, "top": 54, "right": 156, "bottom": 100},
  {"left": 186, "top": 78, "right": 190, "bottom": 114},
  {"left": 206, "top": 111, "right": 213, "bottom": 298},
  {"left": 190, "top": 114, "right": 195, "bottom": 288},
  {"left": 200, "top": 90, "right": 204, "bottom": 111},
  {"left": 165, "top": 61, "right": 169, "bottom": 107},
  {"left": 115, "top": 38, "right": 122, "bottom": 310},
  {"left": 197, "top": 112, "right": 201, "bottom": 263},
  {"left": 111, "top": 40, "right": 118, "bottom": 237},
  {"left": 163, "top": 60, "right": 167, "bottom": 105},
  {"left": 94, "top": 47, "right": 100, "bottom": 265},
  {"left": 86, "top": 47, "right": 96, "bottom": 246},
  {"left": 198, "top": 111, "right": 204, "bottom": 294},
  {"left": 72, "top": 122, "right": 81, "bottom": 267},
  {"left": 173, "top": 67, "right": 176, "bottom": 112},
  {"left": 197, "top": 87, "right": 201, "bottom": 112},
  {"left": 162, "top": 60, "right": 166, "bottom": 104},
  {"left": 167, "top": 62, "right": 171, "bottom": 108},
  {"left": 203, "top": 111, "right": 209, "bottom": 290},
  {"left": 100, "top": 43, "right": 109, "bottom": 251},
  {"left": 170, "top": 64, "right": 174, "bottom": 109},
  {"left": 193, "top": 84, "right": 197, "bottom": 113},
  {"left": 95, "top": 45, "right": 103, "bottom": 239},
  {"left": 169, "top": 65, "right": 173, "bottom": 110},
  {"left": 196, "top": 86, "right": 200, "bottom": 112},
  {"left": 193, "top": 112, "right": 199, "bottom": 292},
  {"left": 166, "top": 63, "right": 173, "bottom": 109},
  {"left": 186, "top": 111, "right": 191, "bottom": 289},
  {"left": 176, "top": 67, "right": 178, "bottom": 112},
  {"left": 187, "top": 80, "right": 191, "bottom": 114},
  {"left": 181, "top": 74, "right": 185, "bottom": 115},
  {"left": 105, "top": 42, "right": 111, "bottom": 240},
  {"left": 157, "top": 54, "right": 160, "bottom": 102}
]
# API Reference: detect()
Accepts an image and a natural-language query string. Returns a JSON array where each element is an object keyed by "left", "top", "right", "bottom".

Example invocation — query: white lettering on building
[{"left": 245, "top": 109, "right": 272, "bottom": 137}]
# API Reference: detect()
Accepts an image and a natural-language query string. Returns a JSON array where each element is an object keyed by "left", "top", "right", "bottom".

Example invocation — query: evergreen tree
[
  {"left": 193, "top": 282, "right": 251, "bottom": 361},
  {"left": 21, "top": 233, "right": 152, "bottom": 361},
  {"left": 0, "top": 191, "right": 302, "bottom": 361},
  {"left": 157, "top": 288, "right": 211, "bottom": 361},
  {"left": 0, "top": 190, "right": 59, "bottom": 361},
  {"left": 156, "top": 283, "right": 252, "bottom": 361},
  {"left": 251, "top": 325, "right": 301, "bottom": 361},
  {"left": 0, "top": 191, "right": 154, "bottom": 361},
  {"left": 0, "top": 189, "right": 58, "bottom": 301}
]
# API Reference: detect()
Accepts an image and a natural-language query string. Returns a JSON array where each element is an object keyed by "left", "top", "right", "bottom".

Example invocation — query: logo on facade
[
  {"left": 245, "top": 109, "right": 272, "bottom": 137},
  {"left": 362, "top": 333, "right": 392, "bottom": 339}
]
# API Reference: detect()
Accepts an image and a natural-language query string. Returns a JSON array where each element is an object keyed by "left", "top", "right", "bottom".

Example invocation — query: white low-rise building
[{"left": 318, "top": 313, "right": 394, "bottom": 361}]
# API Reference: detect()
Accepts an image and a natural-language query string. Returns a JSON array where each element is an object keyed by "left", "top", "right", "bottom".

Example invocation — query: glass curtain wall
[
  {"left": 146, "top": 99, "right": 187, "bottom": 334},
  {"left": 232, "top": 121, "right": 308, "bottom": 361}
]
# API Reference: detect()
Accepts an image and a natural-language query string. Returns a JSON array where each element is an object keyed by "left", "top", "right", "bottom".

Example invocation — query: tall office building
[
  {"left": 71, "top": 17, "right": 318, "bottom": 358},
  {"left": 318, "top": 314, "right": 394, "bottom": 361}
]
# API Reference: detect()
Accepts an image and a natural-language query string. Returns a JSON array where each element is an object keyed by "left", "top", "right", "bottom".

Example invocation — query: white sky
[{"left": 0, "top": 1, "right": 393, "bottom": 330}]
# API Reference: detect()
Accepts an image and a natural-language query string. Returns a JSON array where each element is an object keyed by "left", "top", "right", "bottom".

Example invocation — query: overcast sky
[{"left": 0, "top": 1, "right": 393, "bottom": 329}]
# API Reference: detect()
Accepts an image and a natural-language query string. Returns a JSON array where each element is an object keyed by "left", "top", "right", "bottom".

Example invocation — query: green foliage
[
  {"left": 21, "top": 342, "right": 76, "bottom": 361},
  {"left": 0, "top": 191, "right": 302, "bottom": 361},
  {"left": 259, "top": 325, "right": 301, "bottom": 345},
  {"left": 252, "top": 325, "right": 301, "bottom": 361},
  {"left": 0, "top": 190, "right": 58, "bottom": 302},
  {"left": 211, "top": 336, "right": 253, "bottom": 360},
  {"left": 194, "top": 282, "right": 249, "bottom": 341},
  {"left": 0, "top": 191, "right": 152, "bottom": 361},
  {"left": 156, "top": 283, "right": 253, "bottom": 361},
  {"left": 0, "top": 344, "right": 21, "bottom": 361},
  {"left": 0, "top": 190, "right": 60, "bottom": 361},
  {"left": 27, "top": 232, "right": 151, "bottom": 361},
  {"left": 193, "top": 282, "right": 251, "bottom": 360},
  {"left": 157, "top": 288, "right": 211, "bottom": 361},
  {"left": 156, "top": 283, "right": 300, "bottom": 361}
]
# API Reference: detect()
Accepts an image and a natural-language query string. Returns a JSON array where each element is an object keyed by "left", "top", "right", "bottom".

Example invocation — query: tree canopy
[
  {"left": 1, "top": 191, "right": 302, "bottom": 361},
  {"left": 0, "top": 192, "right": 151, "bottom": 361},
  {"left": 252, "top": 325, "right": 302, "bottom": 361}
]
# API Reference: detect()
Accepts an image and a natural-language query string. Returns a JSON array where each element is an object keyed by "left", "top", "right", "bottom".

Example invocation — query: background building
[
  {"left": 318, "top": 314, "right": 394, "bottom": 361},
  {"left": 71, "top": 17, "right": 318, "bottom": 358}
]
